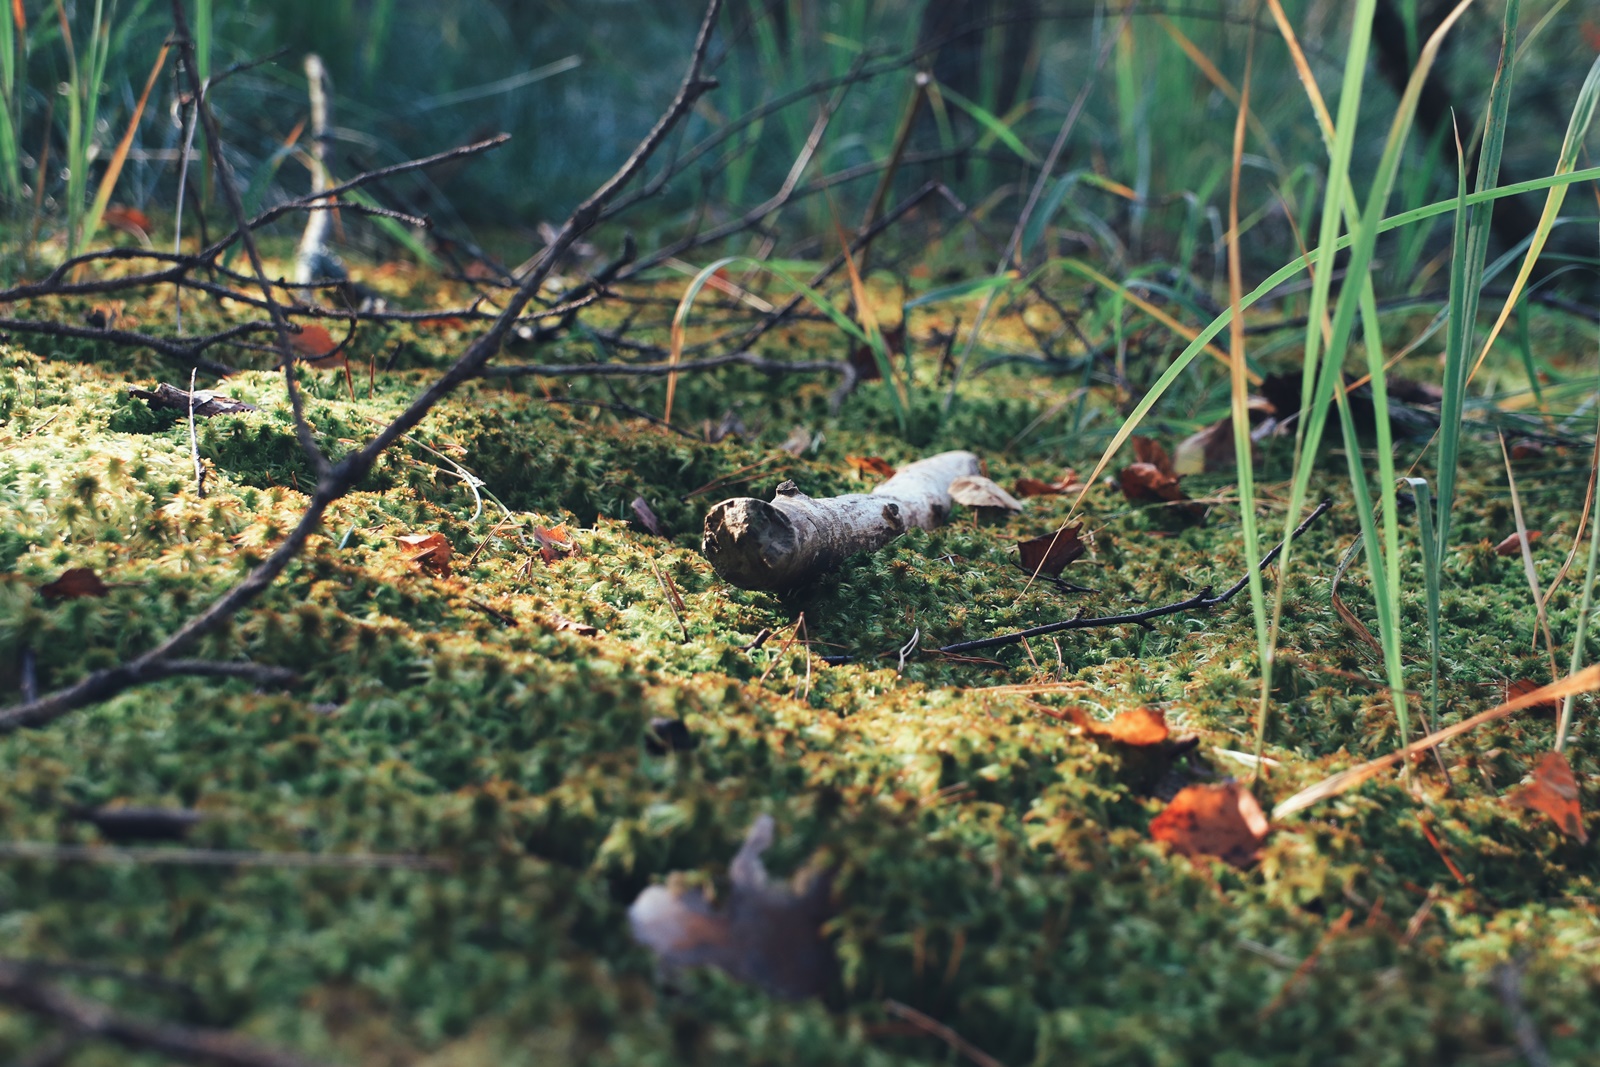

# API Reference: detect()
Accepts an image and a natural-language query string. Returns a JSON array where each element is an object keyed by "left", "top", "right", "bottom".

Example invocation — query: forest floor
[{"left": 1, "top": 243, "right": 1597, "bottom": 1067}]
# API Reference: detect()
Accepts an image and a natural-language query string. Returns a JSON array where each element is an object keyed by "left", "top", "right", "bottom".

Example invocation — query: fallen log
[{"left": 701, "top": 450, "right": 980, "bottom": 590}]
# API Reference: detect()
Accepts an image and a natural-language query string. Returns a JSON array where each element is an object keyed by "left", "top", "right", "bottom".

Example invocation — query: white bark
[
  {"left": 294, "top": 55, "right": 341, "bottom": 285},
  {"left": 700, "top": 450, "right": 980, "bottom": 590}
]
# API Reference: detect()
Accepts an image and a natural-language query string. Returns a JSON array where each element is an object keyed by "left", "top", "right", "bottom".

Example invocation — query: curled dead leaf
[
  {"left": 102, "top": 205, "right": 153, "bottom": 238},
  {"left": 1077, "top": 705, "right": 1171, "bottom": 747},
  {"left": 949, "top": 475, "right": 1023, "bottom": 512},
  {"left": 40, "top": 567, "right": 109, "bottom": 600},
  {"left": 1013, "top": 470, "right": 1082, "bottom": 498},
  {"left": 396, "top": 532, "right": 452, "bottom": 577},
  {"left": 1506, "top": 751, "right": 1587, "bottom": 843},
  {"left": 1509, "top": 439, "right": 1546, "bottom": 461},
  {"left": 1016, "top": 523, "right": 1086, "bottom": 577},
  {"left": 1494, "top": 531, "right": 1541, "bottom": 556},
  {"left": 629, "top": 814, "right": 834, "bottom": 999},
  {"left": 551, "top": 614, "right": 598, "bottom": 637},
  {"left": 1132, "top": 436, "right": 1176, "bottom": 476},
  {"left": 1149, "top": 781, "right": 1269, "bottom": 868},
  {"left": 289, "top": 323, "right": 344, "bottom": 365},
  {"left": 1173, "top": 414, "right": 1261, "bottom": 476}
]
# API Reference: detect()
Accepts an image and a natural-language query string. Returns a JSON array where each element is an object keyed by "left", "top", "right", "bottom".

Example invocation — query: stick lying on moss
[{"left": 701, "top": 450, "right": 980, "bottom": 591}]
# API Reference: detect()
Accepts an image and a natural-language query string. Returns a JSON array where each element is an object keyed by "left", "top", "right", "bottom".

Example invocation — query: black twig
[{"left": 937, "top": 501, "right": 1334, "bottom": 655}]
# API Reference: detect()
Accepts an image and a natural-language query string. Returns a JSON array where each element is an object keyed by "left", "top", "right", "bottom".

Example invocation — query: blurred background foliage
[{"left": 0, "top": 1, "right": 1597, "bottom": 276}]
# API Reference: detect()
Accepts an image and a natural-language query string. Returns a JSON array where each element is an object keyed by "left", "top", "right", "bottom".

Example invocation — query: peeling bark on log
[{"left": 701, "top": 450, "right": 980, "bottom": 590}]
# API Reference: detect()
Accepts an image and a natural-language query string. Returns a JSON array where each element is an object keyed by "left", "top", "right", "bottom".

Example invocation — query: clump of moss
[{"left": 1, "top": 266, "right": 1597, "bottom": 1067}]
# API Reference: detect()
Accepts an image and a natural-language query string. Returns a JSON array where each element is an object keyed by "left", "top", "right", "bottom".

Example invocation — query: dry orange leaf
[
  {"left": 41, "top": 567, "right": 110, "bottom": 600},
  {"left": 396, "top": 532, "right": 452, "bottom": 577},
  {"left": 1494, "top": 531, "right": 1541, "bottom": 556},
  {"left": 1083, "top": 705, "right": 1171, "bottom": 746},
  {"left": 533, "top": 524, "right": 574, "bottom": 564},
  {"left": 1016, "top": 522, "right": 1086, "bottom": 577},
  {"left": 628, "top": 815, "right": 834, "bottom": 1000},
  {"left": 846, "top": 455, "right": 896, "bottom": 479},
  {"left": 1506, "top": 750, "right": 1588, "bottom": 843},
  {"left": 289, "top": 323, "right": 342, "bottom": 363},
  {"left": 1149, "top": 781, "right": 1269, "bottom": 868}
]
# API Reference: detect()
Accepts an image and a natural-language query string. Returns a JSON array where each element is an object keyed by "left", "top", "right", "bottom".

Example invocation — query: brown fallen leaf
[
  {"left": 848, "top": 320, "right": 904, "bottom": 381},
  {"left": 1505, "top": 750, "right": 1588, "bottom": 843},
  {"left": 1016, "top": 523, "right": 1086, "bottom": 577},
  {"left": 1013, "top": 470, "right": 1082, "bottom": 498},
  {"left": 1132, "top": 435, "right": 1177, "bottom": 475},
  {"left": 40, "top": 567, "right": 109, "bottom": 600},
  {"left": 629, "top": 814, "right": 834, "bottom": 999},
  {"left": 949, "top": 475, "right": 1023, "bottom": 512},
  {"left": 1504, "top": 678, "right": 1559, "bottom": 715},
  {"left": 396, "top": 532, "right": 452, "bottom": 577},
  {"left": 631, "top": 497, "right": 666, "bottom": 537},
  {"left": 1495, "top": 531, "right": 1541, "bottom": 557},
  {"left": 1149, "top": 781, "right": 1269, "bottom": 868},
  {"left": 846, "top": 455, "right": 896, "bottom": 479},
  {"left": 84, "top": 301, "right": 125, "bottom": 329},
  {"left": 551, "top": 614, "right": 598, "bottom": 636},
  {"left": 1509, "top": 439, "right": 1546, "bottom": 461},
  {"left": 532, "top": 524, "right": 575, "bottom": 564}
]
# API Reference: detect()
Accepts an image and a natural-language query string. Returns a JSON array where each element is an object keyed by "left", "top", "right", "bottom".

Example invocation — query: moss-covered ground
[{"left": 1, "top": 254, "right": 1597, "bottom": 1066}]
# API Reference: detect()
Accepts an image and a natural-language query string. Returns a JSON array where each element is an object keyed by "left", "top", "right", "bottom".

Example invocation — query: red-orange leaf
[
  {"left": 41, "top": 567, "right": 109, "bottom": 600},
  {"left": 396, "top": 532, "right": 452, "bottom": 576},
  {"left": 289, "top": 323, "right": 342, "bottom": 364},
  {"left": 1081, "top": 705, "right": 1170, "bottom": 747},
  {"left": 102, "top": 204, "right": 152, "bottom": 237},
  {"left": 533, "top": 524, "right": 574, "bottom": 564},
  {"left": 1149, "top": 781, "right": 1269, "bottom": 867},
  {"left": 1016, "top": 522, "right": 1086, "bottom": 577},
  {"left": 1013, "top": 470, "right": 1082, "bottom": 498},
  {"left": 1506, "top": 751, "right": 1588, "bottom": 843}
]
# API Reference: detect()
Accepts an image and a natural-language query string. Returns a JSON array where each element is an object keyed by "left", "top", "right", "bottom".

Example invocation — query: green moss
[{"left": 1, "top": 273, "right": 1598, "bottom": 1067}]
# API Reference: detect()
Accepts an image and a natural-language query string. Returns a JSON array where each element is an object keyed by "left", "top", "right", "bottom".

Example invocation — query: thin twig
[
  {"left": 883, "top": 999, "right": 1005, "bottom": 1067},
  {"left": 937, "top": 500, "right": 1333, "bottom": 655}
]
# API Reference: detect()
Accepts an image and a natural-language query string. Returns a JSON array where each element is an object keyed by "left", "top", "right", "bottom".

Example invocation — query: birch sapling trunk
[{"left": 701, "top": 450, "right": 980, "bottom": 590}]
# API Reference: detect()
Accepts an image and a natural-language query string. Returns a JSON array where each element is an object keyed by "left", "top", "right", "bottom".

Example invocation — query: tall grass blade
[
  {"left": 1435, "top": 0, "right": 1520, "bottom": 566},
  {"left": 1400, "top": 476, "right": 1442, "bottom": 727}
]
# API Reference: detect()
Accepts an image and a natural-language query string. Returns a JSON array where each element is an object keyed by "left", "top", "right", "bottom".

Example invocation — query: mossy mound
[{"left": 1, "top": 271, "right": 1597, "bottom": 1067}]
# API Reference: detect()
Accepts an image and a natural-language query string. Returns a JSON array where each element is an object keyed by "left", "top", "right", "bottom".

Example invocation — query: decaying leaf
[
  {"left": 41, "top": 567, "right": 109, "bottom": 600},
  {"left": 1495, "top": 531, "right": 1541, "bottom": 556},
  {"left": 1509, "top": 439, "right": 1546, "bottom": 461},
  {"left": 628, "top": 814, "right": 834, "bottom": 999},
  {"left": 1016, "top": 522, "right": 1086, "bottom": 577},
  {"left": 1014, "top": 470, "right": 1082, "bottom": 498},
  {"left": 1149, "top": 781, "right": 1270, "bottom": 867},
  {"left": 128, "top": 383, "right": 258, "bottom": 418},
  {"left": 1506, "top": 751, "right": 1588, "bottom": 843},
  {"left": 1505, "top": 678, "right": 1559, "bottom": 714},
  {"left": 532, "top": 524, "right": 575, "bottom": 564},
  {"left": 1119, "top": 436, "right": 1202, "bottom": 516},
  {"left": 84, "top": 301, "right": 125, "bottom": 329},
  {"left": 396, "top": 532, "right": 452, "bottom": 576},
  {"left": 949, "top": 475, "right": 1023, "bottom": 512},
  {"left": 631, "top": 497, "right": 666, "bottom": 537},
  {"left": 551, "top": 613, "right": 598, "bottom": 637},
  {"left": 846, "top": 455, "right": 896, "bottom": 479}
]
